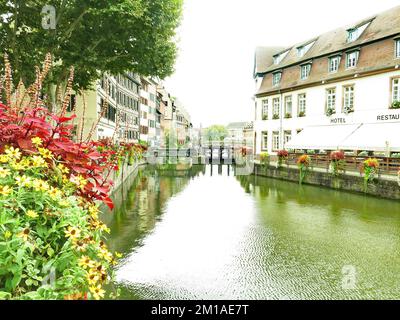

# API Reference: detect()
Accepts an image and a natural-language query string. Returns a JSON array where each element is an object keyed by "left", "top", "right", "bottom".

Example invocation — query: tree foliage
[
  {"left": 203, "top": 125, "right": 228, "bottom": 143},
  {"left": 0, "top": 0, "right": 183, "bottom": 91}
]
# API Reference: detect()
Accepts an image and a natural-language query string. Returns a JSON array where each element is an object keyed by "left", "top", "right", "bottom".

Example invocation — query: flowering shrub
[
  {"left": 362, "top": 158, "right": 379, "bottom": 190},
  {"left": 277, "top": 150, "right": 289, "bottom": 167},
  {"left": 297, "top": 155, "right": 311, "bottom": 185},
  {"left": 329, "top": 150, "right": 345, "bottom": 176},
  {"left": 0, "top": 55, "right": 123, "bottom": 299},
  {"left": 260, "top": 152, "right": 269, "bottom": 166}
]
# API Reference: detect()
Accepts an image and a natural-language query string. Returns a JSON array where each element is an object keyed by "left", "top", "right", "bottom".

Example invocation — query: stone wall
[
  {"left": 254, "top": 163, "right": 400, "bottom": 200},
  {"left": 110, "top": 160, "right": 146, "bottom": 192}
]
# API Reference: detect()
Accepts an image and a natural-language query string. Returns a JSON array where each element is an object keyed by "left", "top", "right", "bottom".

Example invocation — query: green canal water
[{"left": 102, "top": 165, "right": 400, "bottom": 300}]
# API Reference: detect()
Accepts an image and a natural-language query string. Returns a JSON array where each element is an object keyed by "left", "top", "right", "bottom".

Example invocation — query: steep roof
[
  {"left": 227, "top": 122, "right": 248, "bottom": 129},
  {"left": 256, "top": 5, "right": 400, "bottom": 75},
  {"left": 254, "top": 46, "right": 285, "bottom": 76}
]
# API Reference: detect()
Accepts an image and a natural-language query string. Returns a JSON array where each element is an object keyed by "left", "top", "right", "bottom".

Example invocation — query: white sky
[{"left": 165, "top": 0, "right": 400, "bottom": 128}]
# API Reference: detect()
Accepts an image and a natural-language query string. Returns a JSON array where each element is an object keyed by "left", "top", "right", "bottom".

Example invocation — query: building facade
[{"left": 254, "top": 6, "right": 400, "bottom": 156}]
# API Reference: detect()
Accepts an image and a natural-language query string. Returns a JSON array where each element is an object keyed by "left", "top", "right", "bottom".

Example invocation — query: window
[
  {"left": 392, "top": 78, "right": 400, "bottom": 103},
  {"left": 262, "top": 99, "right": 268, "bottom": 120},
  {"left": 396, "top": 39, "right": 400, "bottom": 58},
  {"left": 273, "top": 50, "right": 289, "bottom": 64},
  {"left": 261, "top": 132, "right": 268, "bottom": 151},
  {"left": 284, "top": 131, "right": 292, "bottom": 144},
  {"left": 347, "top": 22, "right": 370, "bottom": 43},
  {"left": 326, "top": 88, "right": 336, "bottom": 112},
  {"left": 300, "top": 64, "right": 311, "bottom": 80},
  {"left": 298, "top": 94, "right": 306, "bottom": 116},
  {"left": 272, "top": 72, "right": 282, "bottom": 86},
  {"left": 346, "top": 51, "right": 359, "bottom": 69},
  {"left": 343, "top": 85, "right": 355, "bottom": 113},
  {"left": 272, "top": 132, "right": 280, "bottom": 151},
  {"left": 329, "top": 55, "right": 341, "bottom": 73},
  {"left": 273, "top": 98, "right": 280, "bottom": 119},
  {"left": 297, "top": 41, "right": 315, "bottom": 57},
  {"left": 284, "top": 96, "right": 292, "bottom": 118}
]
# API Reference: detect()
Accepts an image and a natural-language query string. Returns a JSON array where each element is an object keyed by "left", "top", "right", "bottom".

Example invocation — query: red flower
[{"left": 330, "top": 150, "right": 345, "bottom": 161}]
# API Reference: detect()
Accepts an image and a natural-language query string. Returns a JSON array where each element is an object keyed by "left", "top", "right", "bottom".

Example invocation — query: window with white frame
[
  {"left": 343, "top": 85, "right": 355, "bottom": 113},
  {"left": 284, "top": 96, "right": 292, "bottom": 117},
  {"left": 347, "top": 22, "right": 370, "bottom": 43},
  {"left": 326, "top": 88, "right": 336, "bottom": 111},
  {"left": 284, "top": 131, "right": 292, "bottom": 144},
  {"left": 329, "top": 56, "right": 341, "bottom": 73},
  {"left": 262, "top": 99, "right": 269, "bottom": 120},
  {"left": 273, "top": 50, "right": 289, "bottom": 65},
  {"left": 297, "top": 41, "right": 315, "bottom": 57},
  {"left": 396, "top": 39, "right": 400, "bottom": 58},
  {"left": 346, "top": 51, "right": 359, "bottom": 68},
  {"left": 261, "top": 132, "right": 268, "bottom": 150},
  {"left": 300, "top": 64, "right": 311, "bottom": 80},
  {"left": 298, "top": 94, "right": 306, "bottom": 116},
  {"left": 272, "top": 132, "right": 280, "bottom": 151},
  {"left": 392, "top": 78, "right": 400, "bottom": 103},
  {"left": 272, "top": 72, "right": 282, "bottom": 86},
  {"left": 273, "top": 97, "right": 280, "bottom": 118}
]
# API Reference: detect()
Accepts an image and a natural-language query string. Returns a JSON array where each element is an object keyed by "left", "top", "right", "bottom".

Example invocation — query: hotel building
[{"left": 253, "top": 6, "right": 400, "bottom": 156}]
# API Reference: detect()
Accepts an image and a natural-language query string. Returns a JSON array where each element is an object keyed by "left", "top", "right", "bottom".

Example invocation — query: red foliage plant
[
  {"left": 330, "top": 150, "right": 345, "bottom": 161},
  {"left": 277, "top": 150, "right": 289, "bottom": 159},
  {"left": 0, "top": 54, "right": 123, "bottom": 210}
]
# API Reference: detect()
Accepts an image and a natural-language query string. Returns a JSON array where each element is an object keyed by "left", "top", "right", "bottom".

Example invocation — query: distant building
[
  {"left": 226, "top": 122, "right": 248, "bottom": 144},
  {"left": 254, "top": 5, "right": 400, "bottom": 155}
]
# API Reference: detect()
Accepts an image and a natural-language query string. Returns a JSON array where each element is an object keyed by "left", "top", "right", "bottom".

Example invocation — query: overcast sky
[{"left": 164, "top": 0, "right": 400, "bottom": 128}]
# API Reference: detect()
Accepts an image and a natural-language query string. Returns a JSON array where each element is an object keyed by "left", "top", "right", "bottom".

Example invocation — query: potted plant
[
  {"left": 260, "top": 152, "right": 269, "bottom": 166},
  {"left": 277, "top": 150, "right": 289, "bottom": 167},
  {"left": 362, "top": 158, "right": 380, "bottom": 191},
  {"left": 390, "top": 101, "right": 400, "bottom": 109},
  {"left": 329, "top": 150, "right": 345, "bottom": 176},
  {"left": 284, "top": 113, "right": 292, "bottom": 119},
  {"left": 297, "top": 155, "right": 311, "bottom": 184},
  {"left": 262, "top": 114, "right": 268, "bottom": 120},
  {"left": 326, "top": 107, "right": 336, "bottom": 117},
  {"left": 298, "top": 111, "right": 306, "bottom": 118},
  {"left": 272, "top": 114, "right": 280, "bottom": 120}
]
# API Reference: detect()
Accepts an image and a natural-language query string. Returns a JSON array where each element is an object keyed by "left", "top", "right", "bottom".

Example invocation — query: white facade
[{"left": 254, "top": 70, "right": 400, "bottom": 154}]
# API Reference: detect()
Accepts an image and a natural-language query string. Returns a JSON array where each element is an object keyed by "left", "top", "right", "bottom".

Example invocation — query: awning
[
  {"left": 285, "top": 124, "right": 361, "bottom": 150},
  {"left": 338, "top": 122, "right": 400, "bottom": 152}
]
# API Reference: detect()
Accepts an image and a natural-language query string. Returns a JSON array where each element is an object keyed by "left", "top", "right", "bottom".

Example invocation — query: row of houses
[
  {"left": 252, "top": 5, "right": 400, "bottom": 156},
  {"left": 71, "top": 73, "right": 192, "bottom": 147}
]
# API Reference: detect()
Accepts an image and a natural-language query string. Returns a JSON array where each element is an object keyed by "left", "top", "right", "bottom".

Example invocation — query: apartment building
[
  {"left": 253, "top": 5, "right": 400, "bottom": 156},
  {"left": 74, "top": 72, "right": 141, "bottom": 143}
]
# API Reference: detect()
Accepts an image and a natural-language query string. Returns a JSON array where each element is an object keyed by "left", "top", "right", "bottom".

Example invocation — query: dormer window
[
  {"left": 329, "top": 55, "right": 341, "bottom": 73},
  {"left": 346, "top": 50, "right": 359, "bottom": 69},
  {"left": 297, "top": 41, "right": 315, "bottom": 58},
  {"left": 272, "top": 72, "right": 282, "bottom": 86},
  {"left": 347, "top": 21, "right": 371, "bottom": 43},
  {"left": 273, "top": 50, "right": 289, "bottom": 65},
  {"left": 300, "top": 63, "right": 311, "bottom": 80}
]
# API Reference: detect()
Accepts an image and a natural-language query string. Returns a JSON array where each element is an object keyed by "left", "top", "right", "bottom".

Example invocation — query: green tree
[
  {"left": 203, "top": 125, "right": 228, "bottom": 143},
  {"left": 0, "top": 0, "right": 183, "bottom": 94}
]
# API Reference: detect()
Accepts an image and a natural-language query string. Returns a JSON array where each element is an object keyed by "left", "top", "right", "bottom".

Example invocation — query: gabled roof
[{"left": 255, "top": 5, "right": 400, "bottom": 75}]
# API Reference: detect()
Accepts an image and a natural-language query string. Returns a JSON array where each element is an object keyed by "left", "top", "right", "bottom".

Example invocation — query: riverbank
[{"left": 253, "top": 162, "right": 400, "bottom": 200}]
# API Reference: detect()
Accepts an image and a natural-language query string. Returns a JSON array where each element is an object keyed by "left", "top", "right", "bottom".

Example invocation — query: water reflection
[{"left": 103, "top": 165, "right": 400, "bottom": 300}]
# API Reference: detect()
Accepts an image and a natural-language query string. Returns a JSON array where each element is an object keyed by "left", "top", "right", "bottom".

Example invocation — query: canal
[{"left": 102, "top": 165, "right": 400, "bottom": 300}]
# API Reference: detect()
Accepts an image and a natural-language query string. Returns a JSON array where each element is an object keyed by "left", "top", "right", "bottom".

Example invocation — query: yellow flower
[
  {"left": 87, "top": 272, "right": 100, "bottom": 286},
  {"left": 31, "top": 137, "right": 43, "bottom": 146},
  {"left": 4, "top": 231, "right": 12, "bottom": 239},
  {"left": 0, "top": 154, "right": 8, "bottom": 163},
  {"left": 0, "top": 167, "right": 11, "bottom": 178},
  {"left": 18, "top": 228, "right": 30, "bottom": 242},
  {"left": 64, "top": 226, "right": 81, "bottom": 240},
  {"left": 115, "top": 252, "right": 123, "bottom": 259},
  {"left": 59, "top": 199, "right": 70, "bottom": 207},
  {"left": 89, "top": 285, "right": 105, "bottom": 300},
  {"left": 72, "top": 175, "right": 87, "bottom": 191},
  {"left": 38, "top": 148, "right": 53, "bottom": 160},
  {"left": 32, "top": 179, "right": 50, "bottom": 192},
  {"left": 88, "top": 205, "right": 99, "bottom": 219},
  {"left": 15, "top": 175, "right": 31, "bottom": 187},
  {"left": 97, "top": 248, "right": 113, "bottom": 263},
  {"left": 10, "top": 160, "right": 26, "bottom": 171},
  {"left": 5, "top": 146, "right": 21, "bottom": 160},
  {"left": 31, "top": 155, "right": 48, "bottom": 168},
  {"left": 74, "top": 240, "right": 87, "bottom": 252},
  {"left": 57, "top": 163, "right": 70, "bottom": 174},
  {"left": 0, "top": 185, "right": 12, "bottom": 196},
  {"left": 26, "top": 210, "right": 39, "bottom": 219},
  {"left": 78, "top": 256, "right": 95, "bottom": 269}
]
